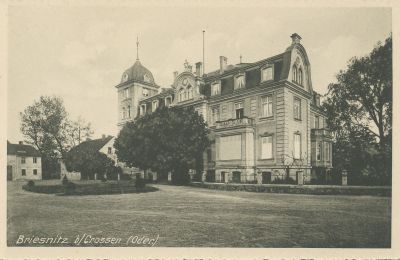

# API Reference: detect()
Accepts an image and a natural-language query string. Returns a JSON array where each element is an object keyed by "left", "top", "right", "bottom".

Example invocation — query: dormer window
[
  {"left": 211, "top": 82, "right": 221, "bottom": 96},
  {"left": 261, "top": 66, "right": 273, "bottom": 82},
  {"left": 122, "top": 73, "right": 129, "bottom": 83},
  {"left": 292, "top": 64, "right": 304, "bottom": 86},
  {"left": 143, "top": 74, "right": 151, "bottom": 83},
  {"left": 140, "top": 104, "right": 146, "bottom": 116},
  {"left": 234, "top": 74, "right": 245, "bottom": 90},
  {"left": 152, "top": 100, "right": 159, "bottom": 112},
  {"left": 142, "top": 88, "right": 149, "bottom": 97}
]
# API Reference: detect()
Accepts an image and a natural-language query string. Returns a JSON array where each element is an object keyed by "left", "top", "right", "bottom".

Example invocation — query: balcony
[
  {"left": 311, "top": 128, "right": 332, "bottom": 139},
  {"left": 216, "top": 117, "right": 254, "bottom": 130}
]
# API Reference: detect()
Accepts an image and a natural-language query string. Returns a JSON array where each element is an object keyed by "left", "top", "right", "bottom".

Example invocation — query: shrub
[
  {"left": 271, "top": 177, "right": 297, "bottom": 185},
  {"left": 135, "top": 176, "right": 146, "bottom": 189},
  {"left": 64, "top": 181, "right": 76, "bottom": 194},
  {"left": 27, "top": 180, "right": 35, "bottom": 187}
]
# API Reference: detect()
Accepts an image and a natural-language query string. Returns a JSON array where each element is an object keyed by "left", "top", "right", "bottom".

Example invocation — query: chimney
[
  {"left": 102, "top": 134, "right": 106, "bottom": 139},
  {"left": 290, "top": 33, "right": 302, "bottom": 44},
  {"left": 219, "top": 56, "right": 227, "bottom": 73},
  {"left": 173, "top": 71, "right": 179, "bottom": 81},
  {"left": 195, "top": 62, "right": 203, "bottom": 76},
  {"left": 19, "top": 141, "right": 23, "bottom": 145}
]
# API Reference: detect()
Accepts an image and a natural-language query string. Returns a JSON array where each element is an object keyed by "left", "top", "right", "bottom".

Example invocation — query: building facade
[
  {"left": 7, "top": 141, "right": 42, "bottom": 181},
  {"left": 115, "top": 34, "right": 333, "bottom": 184}
]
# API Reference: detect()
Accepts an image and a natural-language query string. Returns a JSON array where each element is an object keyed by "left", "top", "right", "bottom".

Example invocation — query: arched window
[
  {"left": 187, "top": 86, "right": 193, "bottom": 99},
  {"left": 292, "top": 65, "right": 298, "bottom": 83},
  {"left": 127, "top": 105, "right": 131, "bottom": 118},
  {"left": 179, "top": 88, "right": 184, "bottom": 102},
  {"left": 298, "top": 67, "right": 303, "bottom": 86}
]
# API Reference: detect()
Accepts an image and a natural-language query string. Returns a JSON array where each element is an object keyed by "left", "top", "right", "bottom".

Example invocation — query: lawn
[{"left": 7, "top": 180, "right": 391, "bottom": 247}]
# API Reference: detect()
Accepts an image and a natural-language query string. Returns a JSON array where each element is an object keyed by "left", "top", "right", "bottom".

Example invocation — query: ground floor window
[
  {"left": 232, "top": 171, "right": 241, "bottom": 183},
  {"left": 33, "top": 169, "right": 37, "bottom": 175},
  {"left": 21, "top": 169, "right": 26, "bottom": 176},
  {"left": 261, "top": 136, "right": 273, "bottom": 159}
]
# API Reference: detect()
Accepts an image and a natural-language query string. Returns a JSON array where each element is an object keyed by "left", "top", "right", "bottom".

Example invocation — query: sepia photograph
[{"left": 2, "top": 1, "right": 398, "bottom": 258}]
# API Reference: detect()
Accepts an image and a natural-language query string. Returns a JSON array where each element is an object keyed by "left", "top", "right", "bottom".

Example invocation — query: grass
[{"left": 7, "top": 180, "right": 391, "bottom": 247}]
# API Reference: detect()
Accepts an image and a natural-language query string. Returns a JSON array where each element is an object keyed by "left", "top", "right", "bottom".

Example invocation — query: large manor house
[{"left": 115, "top": 33, "right": 333, "bottom": 184}]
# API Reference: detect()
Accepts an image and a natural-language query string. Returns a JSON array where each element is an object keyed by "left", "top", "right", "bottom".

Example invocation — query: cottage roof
[
  {"left": 7, "top": 141, "right": 41, "bottom": 157},
  {"left": 69, "top": 136, "right": 113, "bottom": 154}
]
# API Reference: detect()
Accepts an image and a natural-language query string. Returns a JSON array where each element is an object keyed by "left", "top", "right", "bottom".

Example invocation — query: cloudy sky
[{"left": 7, "top": 4, "right": 391, "bottom": 142}]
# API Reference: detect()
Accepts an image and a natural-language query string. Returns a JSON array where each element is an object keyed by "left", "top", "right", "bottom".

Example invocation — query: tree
[
  {"left": 114, "top": 106, "right": 210, "bottom": 185},
  {"left": 65, "top": 146, "right": 115, "bottom": 180},
  {"left": 323, "top": 35, "right": 392, "bottom": 185},
  {"left": 20, "top": 96, "right": 93, "bottom": 178}
]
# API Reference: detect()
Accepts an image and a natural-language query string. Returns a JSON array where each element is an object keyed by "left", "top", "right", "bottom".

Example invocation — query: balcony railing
[
  {"left": 216, "top": 117, "right": 253, "bottom": 130},
  {"left": 311, "top": 128, "right": 332, "bottom": 138}
]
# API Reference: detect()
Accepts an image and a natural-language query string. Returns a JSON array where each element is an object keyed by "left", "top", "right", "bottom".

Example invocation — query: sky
[{"left": 7, "top": 5, "right": 391, "bottom": 143}]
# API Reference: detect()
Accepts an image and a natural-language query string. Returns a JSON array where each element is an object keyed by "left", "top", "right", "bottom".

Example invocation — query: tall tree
[
  {"left": 20, "top": 96, "right": 93, "bottom": 178},
  {"left": 114, "top": 106, "right": 210, "bottom": 184},
  {"left": 323, "top": 35, "right": 392, "bottom": 185}
]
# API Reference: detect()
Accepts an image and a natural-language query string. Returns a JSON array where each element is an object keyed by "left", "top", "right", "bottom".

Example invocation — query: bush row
[{"left": 190, "top": 182, "right": 391, "bottom": 197}]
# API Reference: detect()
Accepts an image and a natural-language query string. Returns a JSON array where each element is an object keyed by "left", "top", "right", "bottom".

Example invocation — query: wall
[{"left": 7, "top": 155, "right": 42, "bottom": 180}]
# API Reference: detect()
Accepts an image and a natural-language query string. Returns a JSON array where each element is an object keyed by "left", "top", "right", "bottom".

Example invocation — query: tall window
[
  {"left": 235, "top": 75, "right": 245, "bottom": 89},
  {"left": 294, "top": 97, "right": 301, "bottom": 120},
  {"left": 33, "top": 157, "right": 37, "bottom": 164},
  {"left": 21, "top": 169, "right": 26, "bottom": 176},
  {"left": 294, "top": 133, "right": 301, "bottom": 159},
  {"left": 211, "top": 82, "right": 221, "bottom": 96},
  {"left": 235, "top": 102, "right": 244, "bottom": 119},
  {"left": 152, "top": 100, "right": 158, "bottom": 112},
  {"left": 33, "top": 169, "right": 37, "bottom": 175},
  {"left": 314, "top": 115, "right": 319, "bottom": 129},
  {"left": 261, "top": 67, "right": 273, "bottom": 82},
  {"left": 187, "top": 86, "right": 193, "bottom": 99},
  {"left": 140, "top": 104, "right": 146, "bottom": 116},
  {"left": 292, "top": 65, "right": 297, "bottom": 83},
  {"left": 108, "top": 147, "right": 112, "bottom": 154},
  {"left": 316, "top": 142, "right": 321, "bottom": 161},
  {"left": 127, "top": 105, "right": 131, "bottom": 118},
  {"left": 261, "top": 136, "right": 273, "bottom": 159},
  {"left": 261, "top": 95, "right": 273, "bottom": 117},
  {"left": 165, "top": 96, "right": 172, "bottom": 107},
  {"left": 325, "top": 142, "right": 330, "bottom": 162},
  {"left": 21, "top": 157, "right": 26, "bottom": 164},
  {"left": 211, "top": 107, "right": 220, "bottom": 126},
  {"left": 298, "top": 67, "right": 303, "bottom": 85},
  {"left": 124, "top": 88, "right": 130, "bottom": 99},
  {"left": 179, "top": 88, "right": 184, "bottom": 102}
]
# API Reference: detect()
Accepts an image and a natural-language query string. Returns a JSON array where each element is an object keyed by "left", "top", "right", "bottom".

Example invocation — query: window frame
[
  {"left": 33, "top": 157, "right": 37, "bottom": 164},
  {"left": 140, "top": 104, "right": 147, "bottom": 116},
  {"left": 33, "top": 169, "right": 38, "bottom": 175},
  {"left": 260, "top": 135, "right": 273, "bottom": 160},
  {"left": 165, "top": 96, "right": 172, "bottom": 107},
  {"left": 261, "top": 65, "right": 274, "bottom": 82},
  {"left": 21, "top": 157, "right": 26, "bottom": 164},
  {"left": 293, "top": 96, "right": 301, "bottom": 120},
  {"left": 21, "top": 169, "right": 26, "bottom": 176},
  {"left": 234, "top": 73, "right": 246, "bottom": 90},
  {"left": 261, "top": 95, "right": 273, "bottom": 118},
  {"left": 211, "top": 81, "right": 221, "bottom": 96},
  {"left": 234, "top": 102, "right": 244, "bottom": 119},
  {"left": 152, "top": 100, "right": 159, "bottom": 112}
]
